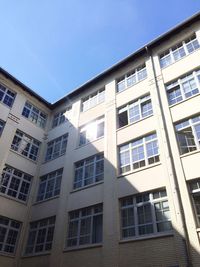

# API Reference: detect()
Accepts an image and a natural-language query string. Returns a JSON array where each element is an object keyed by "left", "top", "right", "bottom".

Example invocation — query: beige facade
[{"left": 1, "top": 13, "right": 200, "bottom": 267}]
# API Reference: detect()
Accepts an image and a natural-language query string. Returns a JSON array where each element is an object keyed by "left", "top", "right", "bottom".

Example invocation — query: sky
[{"left": 0, "top": 1, "right": 200, "bottom": 103}]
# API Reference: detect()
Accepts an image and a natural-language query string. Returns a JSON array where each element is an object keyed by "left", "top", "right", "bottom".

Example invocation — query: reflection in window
[
  {"left": 121, "top": 189, "right": 172, "bottom": 239},
  {"left": 118, "top": 95, "right": 153, "bottom": 128},
  {"left": 119, "top": 133, "right": 159, "bottom": 174},
  {"left": 175, "top": 115, "right": 200, "bottom": 155}
]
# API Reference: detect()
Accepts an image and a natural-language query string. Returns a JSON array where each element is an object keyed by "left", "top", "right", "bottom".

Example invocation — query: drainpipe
[{"left": 145, "top": 46, "right": 193, "bottom": 267}]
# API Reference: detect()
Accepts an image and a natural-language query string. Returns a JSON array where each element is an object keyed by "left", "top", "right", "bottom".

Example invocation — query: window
[
  {"left": 45, "top": 134, "right": 68, "bottom": 161},
  {"left": 119, "top": 133, "right": 159, "bottom": 174},
  {"left": 0, "top": 120, "right": 5, "bottom": 136},
  {"left": 0, "top": 83, "right": 16, "bottom": 108},
  {"left": 166, "top": 70, "right": 200, "bottom": 105},
  {"left": 117, "top": 64, "right": 147, "bottom": 93},
  {"left": 118, "top": 95, "right": 153, "bottom": 128},
  {"left": 79, "top": 117, "right": 104, "bottom": 146},
  {"left": 160, "top": 34, "right": 200, "bottom": 68},
  {"left": 0, "top": 216, "right": 21, "bottom": 254},
  {"left": 0, "top": 166, "right": 32, "bottom": 202},
  {"left": 74, "top": 153, "right": 104, "bottom": 189},
  {"left": 36, "top": 169, "right": 63, "bottom": 202},
  {"left": 82, "top": 88, "right": 105, "bottom": 112},
  {"left": 25, "top": 217, "right": 55, "bottom": 255},
  {"left": 67, "top": 204, "right": 103, "bottom": 247},
  {"left": 189, "top": 179, "right": 200, "bottom": 225},
  {"left": 175, "top": 115, "right": 200, "bottom": 155},
  {"left": 52, "top": 106, "right": 72, "bottom": 128},
  {"left": 11, "top": 130, "right": 40, "bottom": 161},
  {"left": 22, "top": 102, "right": 47, "bottom": 128},
  {"left": 120, "top": 189, "right": 172, "bottom": 239}
]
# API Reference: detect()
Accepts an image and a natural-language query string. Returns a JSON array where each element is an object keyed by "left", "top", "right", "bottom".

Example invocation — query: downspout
[{"left": 145, "top": 46, "right": 193, "bottom": 267}]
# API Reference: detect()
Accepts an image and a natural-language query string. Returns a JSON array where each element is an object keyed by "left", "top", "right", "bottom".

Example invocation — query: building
[{"left": 0, "top": 12, "right": 200, "bottom": 267}]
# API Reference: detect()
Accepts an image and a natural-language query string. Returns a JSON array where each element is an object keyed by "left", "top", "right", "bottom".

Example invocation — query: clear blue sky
[{"left": 0, "top": 1, "right": 200, "bottom": 103}]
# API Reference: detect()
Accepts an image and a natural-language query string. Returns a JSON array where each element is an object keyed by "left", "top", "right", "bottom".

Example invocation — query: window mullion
[
  {"left": 150, "top": 193, "right": 157, "bottom": 233},
  {"left": 90, "top": 213, "right": 94, "bottom": 244},
  {"left": 191, "top": 121, "right": 200, "bottom": 149},
  {"left": 143, "top": 138, "right": 148, "bottom": 166},
  {"left": 134, "top": 197, "right": 139, "bottom": 237},
  {"left": 182, "top": 41, "right": 188, "bottom": 55},
  {"left": 6, "top": 172, "right": 13, "bottom": 195},
  {"left": 77, "top": 214, "right": 81, "bottom": 246},
  {"left": 179, "top": 79, "right": 185, "bottom": 100},
  {"left": 17, "top": 175, "right": 23, "bottom": 199},
  {"left": 2, "top": 223, "right": 10, "bottom": 251}
]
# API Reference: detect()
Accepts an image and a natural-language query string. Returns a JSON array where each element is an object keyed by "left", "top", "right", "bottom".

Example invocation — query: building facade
[{"left": 1, "top": 12, "right": 200, "bottom": 267}]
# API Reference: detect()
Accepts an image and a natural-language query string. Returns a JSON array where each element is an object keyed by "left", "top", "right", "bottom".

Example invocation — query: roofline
[
  {"left": 1, "top": 11, "right": 200, "bottom": 109},
  {"left": 0, "top": 67, "right": 52, "bottom": 108},
  {"left": 52, "top": 11, "right": 200, "bottom": 107}
]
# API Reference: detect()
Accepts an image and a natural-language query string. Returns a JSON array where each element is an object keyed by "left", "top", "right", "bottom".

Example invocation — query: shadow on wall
[{"left": 1, "top": 103, "right": 199, "bottom": 267}]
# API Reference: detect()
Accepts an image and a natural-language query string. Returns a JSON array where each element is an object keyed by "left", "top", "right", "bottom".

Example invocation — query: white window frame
[
  {"left": 0, "top": 215, "right": 21, "bottom": 254},
  {"left": 120, "top": 189, "right": 172, "bottom": 240},
  {"left": 0, "top": 83, "right": 16, "bottom": 108},
  {"left": 119, "top": 133, "right": 159, "bottom": 174},
  {"left": 118, "top": 95, "right": 153, "bottom": 128},
  {"left": 175, "top": 115, "right": 200, "bottom": 155},
  {"left": 160, "top": 34, "right": 200, "bottom": 68},
  {"left": 116, "top": 64, "right": 147, "bottom": 93},
  {"left": 52, "top": 106, "right": 72, "bottom": 128},
  {"left": 166, "top": 69, "right": 200, "bottom": 105},
  {"left": 36, "top": 169, "right": 63, "bottom": 202},
  {"left": 79, "top": 117, "right": 104, "bottom": 146},
  {"left": 22, "top": 102, "right": 47, "bottom": 129},
  {"left": 25, "top": 217, "right": 56, "bottom": 255},
  {"left": 82, "top": 88, "right": 105, "bottom": 112},
  {"left": 66, "top": 204, "right": 103, "bottom": 248},
  {"left": 74, "top": 153, "right": 104, "bottom": 189},
  {"left": 0, "top": 165, "right": 32, "bottom": 202},
  {"left": 189, "top": 179, "right": 200, "bottom": 225},
  {"left": 45, "top": 134, "right": 68, "bottom": 161},
  {"left": 11, "top": 130, "right": 40, "bottom": 161}
]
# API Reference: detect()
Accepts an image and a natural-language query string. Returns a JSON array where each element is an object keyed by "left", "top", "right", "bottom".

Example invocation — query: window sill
[
  {"left": 0, "top": 252, "right": 15, "bottom": 258},
  {"left": 81, "top": 101, "right": 105, "bottom": 113},
  {"left": 43, "top": 153, "right": 66, "bottom": 164},
  {"left": 63, "top": 243, "right": 102, "bottom": 252},
  {"left": 160, "top": 46, "right": 200, "bottom": 71},
  {"left": 76, "top": 136, "right": 104, "bottom": 149},
  {"left": 9, "top": 149, "right": 37, "bottom": 164},
  {"left": 119, "top": 231, "right": 173, "bottom": 244},
  {"left": 70, "top": 181, "right": 104, "bottom": 194},
  {"left": 117, "top": 162, "right": 161, "bottom": 178},
  {"left": 180, "top": 149, "right": 200, "bottom": 159},
  {"left": 33, "top": 195, "right": 60, "bottom": 205},
  {"left": 117, "top": 114, "right": 153, "bottom": 132},
  {"left": 169, "top": 91, "right": 200, "bottom": 109},
  {"left": 22, "top": 251, "right": 51, "bottom": 258},
  {"left": 21, "top": 116, "right": 46, "bottom": 130},
  {"left": 116, "top": 77, "right": 147, "bottom": 95},
  {"left": 0, "top": 193, "right": 28, "bottom": 205}
]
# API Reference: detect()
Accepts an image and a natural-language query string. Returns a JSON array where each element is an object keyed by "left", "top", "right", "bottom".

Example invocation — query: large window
[
  {"left": 0, "top": 120, "right": 5, "bottom": 136},
  {"left": 117, "top": 64, "right": 147, "bottom": 93},
  {"left": 79, "top": 117, "right": 104, "bottom": 146},
  {"left": 0, "top": 216, "right": 21, "bottom": 254},
  {"left": 22, "top": 102, "right": 47, "bottom": 128},
  {"left": 25, "top": 217, "right": 55, "bottom": 255},
  {"left": 119, "top": 133, "right": 159, "bottom": 174},
  {"left": 189, "top": 179, "right": 200, "bottom": 225},
  {"left": 166, "top": 70, "right": 200, "bottom": 105},
  {"left": 74, "top": 154, "right": 104, "bottom": 189},
  {"left": 11, "top": 130, "right": 40, "bottom": 161},
  {"left": 0, "top": 166, "right": 32, "bottom": 202},
  {"left": 52, "top": 106, "right": 72, "bottom": 128},
  {"left": 121, "top": 189, "right": 172, "bottom": 239},
  {"left": 175, "top": 115, "right": 200, "bottom": 155},
  {"left": 160, "top": 34, "right": 200, "bottom": 68},
  {"left": 0, "top": 83, "right": 16, "bottom": 108},
  {"left": 82, "top": 88, "right": 105, "bottom": 112},
  {"left": 45, "top": 134, "right": 68, "bottom": 161},
  {"left": 67, "top": 204, "right": 103, "bottom": 247},
  {"left": 36, "top": 169, "right": 63, "bottom": 202},
  {"left": 118, "top": 95, "right": 153, "bottom": 128}
]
